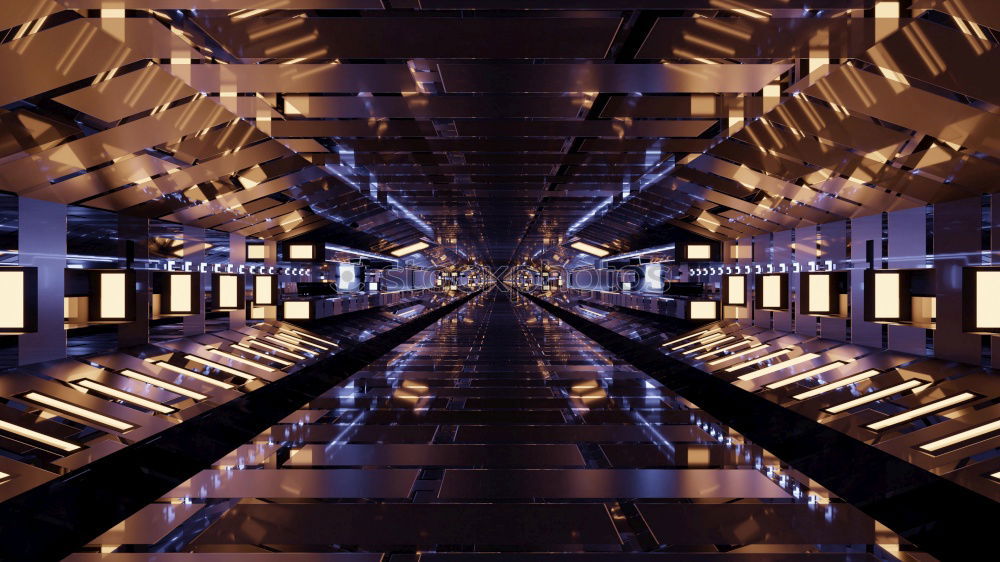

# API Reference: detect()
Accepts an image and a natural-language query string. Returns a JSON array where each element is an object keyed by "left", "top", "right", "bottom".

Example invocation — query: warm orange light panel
[
  {"left": 247, "top": 245, "right": 266, "bottom": 260},
  {"left": 762, "top": 274, "right": 781, "bottom": 308},
  {"left": 100, "top": 272, "right": 127, "bottom": 319},
  {"left": 726, "top": 276, "right": 745, "bottom": 306},
  {"left": 289, "top": 244, "right": 314, "bottom": 260},
  {"left": 390, "top": 241, "right": 430, "bottom": 257},
  {"left": 219, "top": 274, "right": 239, "bottom": 309},
  {"left": 0, "top": 270, "right": 25, "bottom": 330},
  {"left": 686, "top": 244, "right": 711, "bottom": 260},
  {"left": 169, "top": 274, "right": 193, "bottom": 313},
  {"left": 976, "top": 270, "right": 1000, "bottom": 329},
  {"left": 808, "top": 274, "right": 832, "bottom": 313},
  {"left": 874, "top": 272, "right": 901, "bottom": 319},
  {"left": 284, "top": 301, "right": 311, "bottom": 320},
  {"left": 689, "top": 300, "right": 717, "bottom": 320},
  {"left": 569, "top": 241, "right": 610, "bottom": 257}
]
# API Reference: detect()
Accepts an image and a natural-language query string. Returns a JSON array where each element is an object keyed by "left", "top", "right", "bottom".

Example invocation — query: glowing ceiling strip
[
  {"left": 825, "top": 380, "right": 923, "bottom": 414},
  {"left": 76, "top": 379, "right": 176, "bottom": 415},
  {"left": 0, "top": 419, "right": 80, "bottom": 452},
  {"left": 866, "top": 392, "right": 977, "bottom": 431},
  {"left": 792, "top": 370, "right": 880, "bottom": 401},
  {"left": 23, "top": 391, "right": 133, "bottom": 432},
  {"left": 118, "top": 369, "right": 207, "bottom": 401}
]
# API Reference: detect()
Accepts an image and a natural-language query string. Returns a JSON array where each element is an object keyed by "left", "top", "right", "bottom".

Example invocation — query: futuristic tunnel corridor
[
  {"left": 3, "top": 2, "right": 1000, "bottom": 560},
  {"left": 41, "top": 289, "right": 915, "bottom": 559}
]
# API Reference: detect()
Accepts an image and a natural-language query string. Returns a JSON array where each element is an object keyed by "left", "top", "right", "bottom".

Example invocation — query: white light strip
[
  {"left": 825, "top": 380, "right": 924, "bottom": 414},
  {"left": 23, "top": 392, "right": 134, "bottom": 432},
  {"left": 918, "top": 419, "right": 1000, "bottom": 453},
  {"left": 184, "top": 355, "right": 258, "bottom": 380},
  {"left": 153, "top": 361, "right": 235, "bottom": 389},
  {"left": 683, "top": 336, "right": 738, "bottom": 356},
  {"left": 274, "top": 333, "right": 328, "bottom": 350},
  {"left": 263, "top": 336, "right": 315, "bottom": 353},
  {"left": 672, "top": 333, "right": 726, "bottom": 351},
  {"left": 765, "top": 361, "right": 848, "bottom": 390},
  {"left": 0, "top": 471, "right": 8, "bottom": 481},
  {"left": 0, "top": 419, "right": 80, "bottom": 452},
  {"left": 724, "top": 349, "right": 792, "bottom": 372},
  {"left": 662, "top": 330, "right": 709, "bottom": 347},
  {"left": 792, "top": 370, "right": 881, "bottom": 401},
  {"left": 247, "top": 339, "right": 306, "bottom": 359},
  {"left": 737, "top": 353, "right": 821, "bottom": 381},
  {"left": 288, "top": 329, "right": 338, "bottom": 347},
  {"left": 866, "top": 392, "right": 977, "bottom": 431},
  {"left": 76, "top": 380, "right": 176, "bottom": 415},
  {"left": 118, "top": 369, "right": 207, "bottom": 401},
  {"left": 694, "top": 339, "right": 750, "bottom": 360},
  {"left": 231, "top": 344, "right": 295, "bottom": 367},
  {"left": 707, "top": 344, "right": 770, "bottom": 366},
  {"left": 203, "top": 349, "right": 278, "bottom": 372}
]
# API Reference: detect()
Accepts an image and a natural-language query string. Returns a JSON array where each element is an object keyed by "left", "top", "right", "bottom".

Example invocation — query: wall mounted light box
[
  {"left": 800, "top": 271, "right": 847, "bottom": 317},
  {"left": 88, "top": 269, "right": 136, "bottom": 322},
  {"left": 687, "top": 300, "right": 719, "bottom": 321},
  {"left": 755, "top": 273, "right": 788, "bottom": 311},
  {"left": 864, "top": 269, "right": 912, "bottom": 323},
  {"left": 962, "top": 267, "right": 1000, "bottom": 334},
  {"left": 253, "top": 274, "right": 278, "bottom": 306},
  {"left": 722, "top": 274, "right": 747, "bottom": 306},
  {"left": 283, "top": 300, "right": 314, "bottom": 321},
  {"left": 246, "top": 243, "right": 266, "bottom": 261},
  {"left": 160, "top": 272, "right": 201, "bottom": 315},
  {"left": 285, "top": 242, "right": 318, "bottom": 262},
  {"left": 0, "top": 267, "right": 38, "bottom": 334},
  {"left": 211, "top": 273, "right": 244, "bottom": 311},
  {"left": 679, "top": 241, "right": 716, "bottom": 262}
]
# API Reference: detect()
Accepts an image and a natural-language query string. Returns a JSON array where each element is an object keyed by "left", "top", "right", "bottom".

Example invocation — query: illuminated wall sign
[
  {"left": 864, "top": 269, "right": 911, "bottom": 322},
  {"left": 688, "top": 300, "right": 719, "bottom": 321},
  {"left": 88, "top": 270, "right": 136, "bottom": 322},
  {"left": 283, "top": 300, "right": 313, "bottom": 320},
  {"left": 722, "top": 275, "right": 747, "bottom": 306},
  {"left": 211, "top": 273, "right": 244, "bottom": 311},
  {"left": 286, "top": 243, "right": 317, "bottom": 262},
  {"left": 684, "top": 243, "right": 713, "bottom": 261},
  {"left": 962, "top": 267, "right": 1000, "bottom": 334},
  {"left": 755, "top": 273, "right": 788, "bottom": 311},
  {"left": 0, "top": 267, "right": 38, "bottom": 333},
  {"left": 246, "top": 244, "right": 266, "bottom": 261},
  {"left": 253, "top": 274, "right": 278, "bottom": 306},
  {"left": 161, "top": 272, "right": 200, "bottom": 315},
  {"left": 800, "top": 272, "right": 845, "bottom": 316}
]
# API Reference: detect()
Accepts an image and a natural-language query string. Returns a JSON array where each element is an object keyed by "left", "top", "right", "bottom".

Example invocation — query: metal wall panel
[
  {"left": 794, "top": 225, "right": 818, "bottom": 337},
  {"left": 772, "top": 230, "right": 793, "bottom": 332},
  {"left": 850, "top": 213, "right": 882, "bottom": 347},
  {"left": 887, "top": 206, "right": 928, "bottom": 355},
  {"left": 16, "top": 198, "right": 66, "bottom": 364},
  {"left": 818, "top": 220, "right": 848, "bottom": 341},
  {"left": 753, "top": 234, "right": 771, "bottom": 329},
  {"left": 934, "top": 198, "right": 981, "bottom": 364}
]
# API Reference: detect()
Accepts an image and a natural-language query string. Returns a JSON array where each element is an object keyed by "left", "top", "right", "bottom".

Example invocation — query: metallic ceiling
[{"left": 1, "top": 1, "right": 997, "bottom": 265}]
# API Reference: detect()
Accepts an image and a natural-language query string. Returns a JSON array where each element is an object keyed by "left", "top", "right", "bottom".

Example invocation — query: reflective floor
[{"left": 66, "top": 290, "right": 920, "bottom": 559}]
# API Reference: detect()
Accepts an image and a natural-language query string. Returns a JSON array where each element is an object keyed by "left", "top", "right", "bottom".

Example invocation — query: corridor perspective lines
[{"left": 69, "top": 289, "right": 906, "bottom": 558}]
